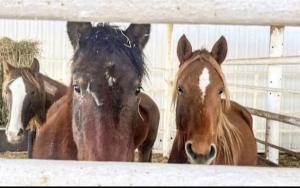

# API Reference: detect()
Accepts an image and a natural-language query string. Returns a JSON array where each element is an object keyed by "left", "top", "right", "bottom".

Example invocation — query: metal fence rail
[
  {"left": 225, "top": 56, "right": 300, "bottom": 65},
  {"left": 247, "top": 107, "right": 300, "bottom": 128},
  {"left": 256, "top": 139, "right": 300, "bottom": 159}
]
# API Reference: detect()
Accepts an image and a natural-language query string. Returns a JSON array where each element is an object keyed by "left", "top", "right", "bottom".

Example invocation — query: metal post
[
  {"left": 163, "top": 24, "right": 174, "bottom": 157},
  {"left": 265, "top": 26, "right": 284, "bottom": 164}
]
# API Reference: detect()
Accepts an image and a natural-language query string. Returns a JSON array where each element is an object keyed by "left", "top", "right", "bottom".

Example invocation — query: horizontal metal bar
[
  {"left": 228, "top": 84, "right": 300, "bottom": 95},
  {"left": 225, "top": 56, "right": 300, "bottom": 65},
  {"left": 256, "top": 139, "right": 300, "bottom": 159},
  {"left": 246, "top": 107, "right": 300, "bottom": 127},
  {"left": 257, "top": 155, "right": 278, "bottom": 167},
  {"left": 0, "top": 159, "right": 300, "bottom": 186},
  {"left": 148, "top": 57, "right": 300, "bottom": 73}
]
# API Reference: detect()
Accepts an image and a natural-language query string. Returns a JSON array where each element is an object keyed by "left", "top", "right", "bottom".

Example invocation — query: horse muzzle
[
  {"left": 6, "top": 128, "right": 25, "bottom": 144},
  {"left": 185, "top": 141, "right": 217, "bottom": 165}
]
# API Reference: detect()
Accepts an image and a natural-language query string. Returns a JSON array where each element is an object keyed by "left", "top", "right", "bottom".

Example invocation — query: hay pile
[
  {"left": 0, "top": 37, "right": 40, "bottom": 126},
  {"left": 0, "top": 37, "right": 40, "bottom": 67}
]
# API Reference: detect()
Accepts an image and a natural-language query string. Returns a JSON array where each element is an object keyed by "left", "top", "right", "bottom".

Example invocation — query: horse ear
[
  {"left": 2, "top": 61, "right": 14, "bottom": 76},
  {"left": 30, "top": 58, "right": 40, "bottom": 73},
  {"left": 67, "top": 21, "right": 92, "bottom": 50},
  {"left": 125, "top": 24, "right": 151, "bottom": 50},
  {"left": 211, "top": 36, "right": 228, "bottom": 65},
  {"left": 177, "top": 34, "right": 192, "bottom": 66}
]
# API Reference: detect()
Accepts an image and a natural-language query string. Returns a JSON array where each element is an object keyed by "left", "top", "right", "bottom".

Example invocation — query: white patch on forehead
[
  {"left": 6, "top": 77, "right": 26, "bottom": 142},
  {"left": 199, "top": 67, "right": 210, "bottom": 102},
  {"left": 86, "top": 82, "right": 103, "bottom": 107},
  {"left": 106, "top": 61, "right": 114, "bottom": 67}
]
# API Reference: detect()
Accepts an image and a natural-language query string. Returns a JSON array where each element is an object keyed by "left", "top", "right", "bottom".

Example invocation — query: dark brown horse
[
  {"left": 33, "top": 22, "right": 160, "bottom": 162},
  {"left": 2, "top": 59, "right": 67, "bottom": 157},
  {"left": 168, "top": 35, "right": 257, "bottom": 165}
]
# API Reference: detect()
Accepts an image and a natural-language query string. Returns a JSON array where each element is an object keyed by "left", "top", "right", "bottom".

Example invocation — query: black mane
[{"left": 74, "top": 24, "right": 147, "bottom": 79}]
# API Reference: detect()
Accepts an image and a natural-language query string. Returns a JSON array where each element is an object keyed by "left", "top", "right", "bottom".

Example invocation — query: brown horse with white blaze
[
  {"left": 2, "top": 59, "right": 67, "bottom": 158},
  {"left": 168, "top": 35, "right": 257, "bottom": 165},
  {"left": 33, "top": 22, "right": 160, "bottom": 162}
]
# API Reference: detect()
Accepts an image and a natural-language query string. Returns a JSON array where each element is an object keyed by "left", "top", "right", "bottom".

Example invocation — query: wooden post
[
  {"left": 265, "top": 26, "right": 284, "bottom": 164},
  {"left": 163, "top": 24, "right": 174, "bottom": 157}
]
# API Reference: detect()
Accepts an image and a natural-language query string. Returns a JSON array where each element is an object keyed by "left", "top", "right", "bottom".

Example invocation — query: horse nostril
[
  {"left": 187, "top": 142, "right": 192, "bottom": 151},
  {"left": 185, "top": 142, "right": 197, "bottom": 159},
  {"left": 17, "top": 129, "right": 24, "bottom": 136},
  {"left": 209, "top": 144, "right": 217, "bottom": 158}
]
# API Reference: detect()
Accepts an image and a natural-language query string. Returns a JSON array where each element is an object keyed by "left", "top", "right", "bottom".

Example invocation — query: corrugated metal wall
[
  {"left": 0, "top": 19, "right": 73, "bottom": 84},
  {"left": 0, "top": 19, "right": 299, "bottom": 154}
]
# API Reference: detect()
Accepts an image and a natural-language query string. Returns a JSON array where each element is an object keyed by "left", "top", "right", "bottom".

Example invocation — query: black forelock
[{"left": 73, "top": 24, "right": 147, "bottom": 79}]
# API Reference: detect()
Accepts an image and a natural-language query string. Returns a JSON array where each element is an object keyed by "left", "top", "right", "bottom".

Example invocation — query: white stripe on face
[
  {"left": 6, "top": 77, "right": 27, "bottom": 143},
  {"left": 199, "top": 67, "right": 210, "bottom": 102},
  {"left": 86, "top": 82, "right": 103, "bottom": 107}
]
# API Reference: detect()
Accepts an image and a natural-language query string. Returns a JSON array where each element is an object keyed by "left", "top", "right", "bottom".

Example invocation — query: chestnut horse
[
  {"left": 33, "top": 22, "right": 160, "bottom": 162},
  {"left": 2, "top": 59, "right": 67, "bottom": 157},
  {"left": 168, "top": 35, "right": 257, "bottom": 165}
]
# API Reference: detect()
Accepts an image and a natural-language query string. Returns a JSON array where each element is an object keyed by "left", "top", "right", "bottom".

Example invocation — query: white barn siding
[{"left": 0, "top": 19, "right": 73, "bottom": 84}]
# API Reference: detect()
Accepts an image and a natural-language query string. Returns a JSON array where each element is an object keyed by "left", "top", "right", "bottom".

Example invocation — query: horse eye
[
  {"left": 178, "top": 86, "right": 183, "bottom": 94},
  {"left": 73, "top": 85, "right": 81, "bottom": 94},
  {"left": 135, "top": 86, "right": 143, "bottom": 95},
  {"left": 219, "top": 89, "right": 224, "bottom": 95}
]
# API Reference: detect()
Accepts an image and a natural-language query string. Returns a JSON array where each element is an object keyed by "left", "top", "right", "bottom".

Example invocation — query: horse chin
[
  {"left": 6, "top": 134, "right": 24, "bottom": 144},
  {"left": 187, "top": 156, "right": 215, "bottom": 165},
  {"left": 6, "top": 126, "right": 25, "bottom": 144}
]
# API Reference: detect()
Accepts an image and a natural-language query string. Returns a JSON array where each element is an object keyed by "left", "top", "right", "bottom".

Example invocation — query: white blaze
[
  {"left": 87, "top": 82, "right": 103, "bottom": 107},
  {"left": 199, "top": 67, "right": 210, "bottom": 102},
  {"left": 6, "top": 77, "right": 27, "bottom": 143}
]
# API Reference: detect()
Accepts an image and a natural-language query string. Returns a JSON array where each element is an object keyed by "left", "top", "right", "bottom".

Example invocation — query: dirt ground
[
  {"left": 0, "top": 151, "right": 299, "bottom": 168},
  {"left": 0, "top": 151, "right": 27, "bottom": 159},
  {"left": 278, "top": 153, "right": 300, "bottom": 167}
]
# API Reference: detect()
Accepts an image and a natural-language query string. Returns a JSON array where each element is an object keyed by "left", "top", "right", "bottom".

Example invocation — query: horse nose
[
  {"left": 185, "top": 141, "right": 217, "bottom": 164},
  {"left": 6, "top": 128, "right": 24, "bottom": 144},
  {"left": 17, "top": 128, "right": 24, "bottom": 136}
]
